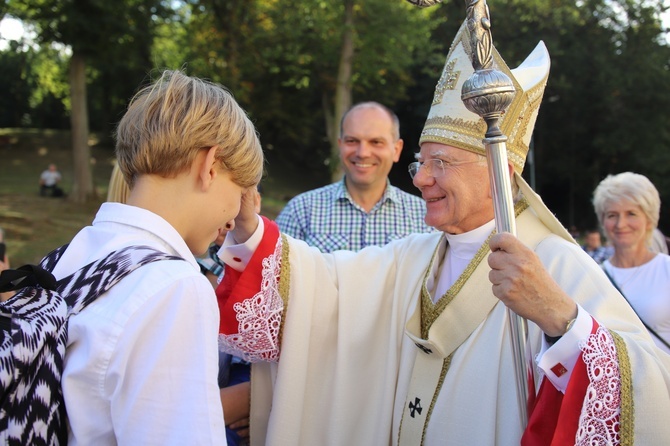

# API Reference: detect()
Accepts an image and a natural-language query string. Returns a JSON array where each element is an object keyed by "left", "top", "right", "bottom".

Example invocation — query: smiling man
[
  {"left": 217, "top": 21, "right": 670, "bottom": 446},
  {"left": 275, "top": 102, "right": 431, "bottom": 252}
]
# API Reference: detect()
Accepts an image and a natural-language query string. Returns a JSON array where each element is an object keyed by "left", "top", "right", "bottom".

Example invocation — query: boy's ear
[{"left": 199, "top": 145, "right": 220, "bottom": 190}]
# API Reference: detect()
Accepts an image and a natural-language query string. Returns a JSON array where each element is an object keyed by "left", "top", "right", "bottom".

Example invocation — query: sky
[
  {"left": 0, "top": 16, "right": 23, "bottom": 39},
  {"left": 2, "top": 6, "right": 670, "bottom": 49},
  {"left": 0, "top": 16, "right": 27, "bottom": 50}
]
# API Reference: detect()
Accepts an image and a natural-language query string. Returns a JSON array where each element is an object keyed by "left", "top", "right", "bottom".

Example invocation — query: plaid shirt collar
[{"left": 334, "top": 177, "right": 402, "bottom": 208}]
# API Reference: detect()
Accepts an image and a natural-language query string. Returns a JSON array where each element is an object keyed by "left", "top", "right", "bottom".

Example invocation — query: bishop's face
[{"left": 412, "top": 143, "right": 495, "bottom": 234}]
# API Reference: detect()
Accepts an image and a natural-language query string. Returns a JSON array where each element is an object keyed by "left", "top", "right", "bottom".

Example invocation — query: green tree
[
  {"left": 325, "top": 0, "right": 444, "bottom": 180},
  {"left": 458, "top": 0, "right": 670, "bottom": 231},
  {"left": 184, "top": 0, "right": 443, "bottom": 180},
  {"left": 7, "top": 0, "right": 172, "bottom": 202}
]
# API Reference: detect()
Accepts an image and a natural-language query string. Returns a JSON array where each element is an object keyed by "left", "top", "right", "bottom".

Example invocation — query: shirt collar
[
  {"left": 444, "top": 219, "right": 495, "bottom": 260},
  {"left": 93, "top": 202, "right": 199, "bottom": 268},
  {"left": 335, "top": 177, "right": 401, "bottom": 205}
]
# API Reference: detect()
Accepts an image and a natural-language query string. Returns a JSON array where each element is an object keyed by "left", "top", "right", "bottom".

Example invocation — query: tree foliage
[
  {"left": 5, "top": 0, "right": 174, "bottom": 202},
  {"left": 3, "top": 0, "right": 670, "bottom": 231},
  {"left": 483, "top": 0, "right": 670, "bottom": 230}
]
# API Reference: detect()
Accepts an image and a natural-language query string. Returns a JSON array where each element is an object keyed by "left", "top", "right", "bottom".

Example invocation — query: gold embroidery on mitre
[
  {"left": 432, "top": 59, "right": 461, "bottom": 105},
  {"left": 503, "top": 72, "right": 549, "bottom": 174},
  {"left": 421, "top": 20, "right": 549, "bottom": 177},
  {"left": 420, "top": 115, "right": 486, "bottom": 157},
  {"left": 420, "top": 199, "right": 530, "bottom": 336}
]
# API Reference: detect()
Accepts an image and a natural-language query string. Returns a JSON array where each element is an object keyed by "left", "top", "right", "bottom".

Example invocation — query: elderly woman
[{"left": 593, "top": 171, "right": 670, "bottom": 354}]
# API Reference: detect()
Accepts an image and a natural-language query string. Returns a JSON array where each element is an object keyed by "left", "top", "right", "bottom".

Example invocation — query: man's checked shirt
[{"left": 276, "top": 179, "right": 432, "bottom": 252}]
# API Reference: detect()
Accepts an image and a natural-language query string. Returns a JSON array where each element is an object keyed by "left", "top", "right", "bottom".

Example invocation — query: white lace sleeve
[
  {"left": 576, "top": 326, "right": 621, "bottom": 445},
  {"left": 218, "top": 237, "right": 284, "bottom": 362}
]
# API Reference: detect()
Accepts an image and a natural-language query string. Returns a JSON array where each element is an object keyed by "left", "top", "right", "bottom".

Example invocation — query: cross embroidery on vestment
[
  {"left": 409, "top": 397, "right": 423, "bottom": 418},
  {"left": 414, "top": 342, "right": 432, "bottom": 355}
]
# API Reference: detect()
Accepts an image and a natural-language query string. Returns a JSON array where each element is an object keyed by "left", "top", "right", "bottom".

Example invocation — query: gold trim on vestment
[
  {"left": 278, "top": 234, "right": 291, "bottom": 350},
  {"left": 420, "top": 198, "right": 530, "bottom": 338},
  {"left": 611, "top": 330, "right": 634, "bottom": 446},
  {"left": 408, "top": 198, "right": 530, "bottom": 444},
  {"left": 422, "top": 354, "right": 453, "bottom": 445}
]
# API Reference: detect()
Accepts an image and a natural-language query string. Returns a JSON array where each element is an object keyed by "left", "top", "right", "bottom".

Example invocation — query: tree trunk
[
  {"left": 69, "top": 50, "right": 95, "bottom": 203},
  {"left": 329, "top": 0, "right": 355, "bottom": 182}
]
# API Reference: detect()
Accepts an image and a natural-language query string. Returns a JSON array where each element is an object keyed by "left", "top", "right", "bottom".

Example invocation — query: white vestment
[{"left": 219, "top": 204, "right": 670, "bottom": 445}]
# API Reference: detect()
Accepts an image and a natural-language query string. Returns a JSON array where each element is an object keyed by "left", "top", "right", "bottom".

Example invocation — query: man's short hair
[
  {"left": 339, "top": 102, "right": 400, "bottom": 141},
  {"left": 115, "top": 70, "right": 264, "bottom": 189}
]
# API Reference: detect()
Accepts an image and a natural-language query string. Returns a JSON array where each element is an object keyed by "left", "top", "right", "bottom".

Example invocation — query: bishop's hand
[
  {"left": 487, "top": 232, "right": 578, "bottom": 337},
  {"left": 231, "top": 187, "right": 260, "bottom": 244}
]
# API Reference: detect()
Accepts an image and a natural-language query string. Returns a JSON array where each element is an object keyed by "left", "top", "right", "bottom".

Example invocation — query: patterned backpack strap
[
  {"left": 59, "top": 245, "right": 183, "bottom": 314},
  {"left": 39, "top": 244, "right": 69, "bottom": 272},
  {"left": 0, "top": 245, "right": 68, "bottom": 294},
  {"left": 0, "top": 245, "right": 183, "bottom": 445}
]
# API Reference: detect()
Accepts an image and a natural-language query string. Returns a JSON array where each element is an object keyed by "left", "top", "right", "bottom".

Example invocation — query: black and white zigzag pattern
[{"left": 0, "top": 245, "right": 182, "bottom": 445}]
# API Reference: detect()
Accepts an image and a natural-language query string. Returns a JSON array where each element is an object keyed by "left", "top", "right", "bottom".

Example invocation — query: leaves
[{"left": 3, "top": 0, "right": 670, "bottom": 229}]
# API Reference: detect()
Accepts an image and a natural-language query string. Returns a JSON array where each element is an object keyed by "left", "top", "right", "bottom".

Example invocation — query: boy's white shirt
[{"left": 54, "top": 202, "right": 227, "bottom": 446}]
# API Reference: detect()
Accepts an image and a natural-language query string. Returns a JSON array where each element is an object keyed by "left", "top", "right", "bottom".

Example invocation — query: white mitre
[{"left": 420, "top": 20, "right": 574, "bottom": 242}]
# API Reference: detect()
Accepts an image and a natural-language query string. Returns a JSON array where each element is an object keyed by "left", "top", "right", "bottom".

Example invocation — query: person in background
[
  {"left": 594, "top": 171, "right": 670, "bottom": 354},
  {"left": 650, "top": 227, "right": 670, "bottom": 255},
  {"left": 568, "top": 225, "right": 581, "bottom": 241},
  {"left": 56, "top": 69, "right": 263, "bottom": 444},
  {"left": 107, "top": 161, "right": 130, "bottom": 204},
  {"left": 275, "top": 101, "right": 431, "bottom": 252},
  {"left": 39, "top": 163, "right": 64, "bottom": 197},
  {"left": 217, "top": 22, "right": 670, "bottom": 446},
  {"left": 581, "top": 228, "right": 613, "bottom": 264}
]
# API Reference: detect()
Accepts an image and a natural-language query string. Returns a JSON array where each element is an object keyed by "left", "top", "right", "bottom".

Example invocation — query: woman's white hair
[{"left": 592, "top": 172, "right": 660, "bottom": 244}]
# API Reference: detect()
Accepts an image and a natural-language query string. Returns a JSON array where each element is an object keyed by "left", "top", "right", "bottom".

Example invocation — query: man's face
[
  {"left": 412, "top": 143, "right": 494, "bottom": 234},
  {"left": 585, "top": 232, "right": 601, "bottom": 249},
  {"left": 338, "top": 106, "right": 402, "bottom": 192}
]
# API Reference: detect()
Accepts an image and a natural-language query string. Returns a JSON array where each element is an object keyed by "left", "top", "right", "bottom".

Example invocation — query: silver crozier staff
[
  {"left": 459, "top": 0, "right": 531, "bottom": 428},
  {"left": 407, "top": 0, "right": 531, "bottom": 428}
]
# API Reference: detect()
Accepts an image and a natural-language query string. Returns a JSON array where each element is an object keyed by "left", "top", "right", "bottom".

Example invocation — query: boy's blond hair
[{"left": 115, "top": 70, "right": 264, "bottom": 189}]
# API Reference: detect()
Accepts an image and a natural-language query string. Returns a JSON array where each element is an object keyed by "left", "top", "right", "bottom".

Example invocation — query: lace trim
[
  {"left": 218, "top": 237, "right": 284, "bottom": 363},
  {"left": 576, "top": 326, "right": 621, "bottom": 445}
]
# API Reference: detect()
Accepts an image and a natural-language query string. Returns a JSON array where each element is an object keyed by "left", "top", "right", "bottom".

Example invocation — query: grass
[{"left": 0, "top": 128, "right": 324, "bottom": 266}]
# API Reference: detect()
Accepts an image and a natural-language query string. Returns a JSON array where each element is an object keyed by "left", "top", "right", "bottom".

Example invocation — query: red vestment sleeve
[
  {"left": 216, "top": 216, "right": 281, "bottom": 336},
  {"left": 522, "top": 319, "right": 617, "bottom": 446}
]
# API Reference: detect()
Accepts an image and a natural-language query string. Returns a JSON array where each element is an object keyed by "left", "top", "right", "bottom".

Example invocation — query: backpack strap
[
  {"left": 56, "top": 245, "right": 184, "bottom": 314},
  {"left": 0, "top": 264, "right": 56, "bottom": 293},
  {"left": 39, "top": 244, "right": 70, "bottom": 271},
  {"left": 0, "top": 245, "right": 183, "bottom": 444},
  {"left": 0, "top": 245, "right": 68, "bottom": 293}
]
